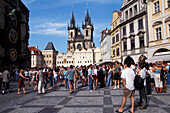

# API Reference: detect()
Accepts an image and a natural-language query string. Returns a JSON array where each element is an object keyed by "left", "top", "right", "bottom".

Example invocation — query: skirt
[{"left": 18, "top": 80, "right": 25, "bottom": 88}]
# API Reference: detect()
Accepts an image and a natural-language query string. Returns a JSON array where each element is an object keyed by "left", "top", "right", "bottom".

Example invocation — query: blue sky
[{"left": 22, "top": 0, "right": 122, "bottom": 53}]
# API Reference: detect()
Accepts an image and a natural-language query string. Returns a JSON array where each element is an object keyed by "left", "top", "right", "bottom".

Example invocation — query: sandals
[
  {"left": 129, "top": 110, "right": 134, "bottom": 113},
  {"left": 18, "top": 92, "right": 21, "bottom": 95},
  {"left": 24, "top": 92, "right": 28, "bottom": 94},
  {"left": 139, "top": 106, "right": 147, "bottom": 109},
  {"left": 115, "top": 110, "right": 123, "bottom": 113}
]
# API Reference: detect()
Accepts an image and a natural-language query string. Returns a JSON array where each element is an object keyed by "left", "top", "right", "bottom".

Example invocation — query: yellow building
[
  {"left": 147, "top": 0, "right": 170, "bottom": 62},
  {"left": 111, "top": 11, "right": 122, "bottom": 62}
]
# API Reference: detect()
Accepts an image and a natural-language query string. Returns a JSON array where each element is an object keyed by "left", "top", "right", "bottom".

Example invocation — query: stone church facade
[{"left": 67, "top": 9, "right": 95, "bottom": 53}]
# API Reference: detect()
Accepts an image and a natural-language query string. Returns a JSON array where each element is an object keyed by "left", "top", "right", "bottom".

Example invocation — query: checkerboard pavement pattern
[{"left": 0, "top": 82, "right": 170, "bottom": 113}]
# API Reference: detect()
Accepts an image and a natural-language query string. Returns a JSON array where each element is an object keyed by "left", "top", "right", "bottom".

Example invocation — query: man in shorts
[
  {"left": 113, "top": 61, "right": 121, "bottom": 89},
  {"left": 2, "top": 68, "right": 11, "bottom": 94},
  {"left": 115, "top": 62, "right": 136, "bottom": 113},
  {"left": 67, "top": 65, "right": 76, "bottom": 94}
]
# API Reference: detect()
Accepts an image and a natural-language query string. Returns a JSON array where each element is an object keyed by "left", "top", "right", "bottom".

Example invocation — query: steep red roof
[
  {"left": 102, "top": 29, "right": 111, "bottom": 34},
  {"left": 118, "top": 12, "right": 121, "bottom": 16},
  {"left": 28, "top": 47, "right": 41, "bottom": 52}
]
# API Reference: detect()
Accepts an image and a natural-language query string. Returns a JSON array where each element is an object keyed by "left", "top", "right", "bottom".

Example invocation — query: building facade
[
  {"left": 100, "top": 28, "right": 111, "bottom": 62},
  {"left": 120, "top": 0, "right": 149, "bottom": 64},
  {"left": 0, "top": 0, "right": 30, "bottom": 69},
  {"left": 42, "top": 42, "right": 58, "bottom": 68},
  {"left": 28, "top": 46, "right": 44, "bottom": 68},
  {"left": 56, "top": 52, "right": 74, "bottom": 67},
  {"left": 94, "top": 47, "right": 101, "bottom": 64},
  {"left": 111, "top": 11, "right": 122, "bottom": 62},
  {"left": 67, "top": 10, "right": 95, "bottom": 53},
  {"left": 147, "top": 0, "right": 170, "bottom": 62}
]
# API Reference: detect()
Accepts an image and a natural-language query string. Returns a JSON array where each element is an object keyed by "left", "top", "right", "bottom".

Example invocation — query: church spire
[
  {"left": 85, "top": 9, "right": 91, "bottom": 26},
  {"left": 70, "top": 12, "right": 76, "bottom": 29}
]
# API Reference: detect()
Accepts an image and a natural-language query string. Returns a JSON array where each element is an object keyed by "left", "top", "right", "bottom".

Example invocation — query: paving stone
[
  {"left": 103, "top": 108, "right": 114, "bottom": 113},
  {"left": 104, "top": 97, "right": 112, "bottom": 105},
  {"left": 58, "top": 97, "right": 73, "bottom": 105},
  {"left": 0, "top": 108, "right": 16, "bottom": 113},
  {"left": 25, "top": 97, "right": 65, "bottom": 106},
  {"left": 153, "top": 96, "right": 170, "bottom": 105},
  {"left": 44, "top": 91, "right": 70, "bottom": 97},
  {"left": 8, "top": 108, "right": 44, "bottom": 113},
  {"left": 66, "top": 97, "right": 103, "bottom": 105},
  {"left": 39, "top": 108, "right": 61, "bottom": 113},
  {"left": 76, "top": 90, "right": 104, "bottom": 96},
  {"left": 57, "top": 107, "right": 103, "bottom": 113},
  {"left": 104, "top": 90, "right": 110, "bottom": 95}
]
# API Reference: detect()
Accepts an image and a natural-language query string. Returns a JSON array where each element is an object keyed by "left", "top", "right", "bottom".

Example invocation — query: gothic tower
[
  {"left": 82, "top": 9, "right": 95, "bottom": 49},
  {"left": 67, "top": 12, "right": 78, "bottom": 53}
]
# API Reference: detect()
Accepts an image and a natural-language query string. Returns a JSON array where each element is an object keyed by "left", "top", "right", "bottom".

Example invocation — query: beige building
[
  {"left": 147, "top": 0, "right": 170, "bottom": 62},
  {"left": 111, "top": 11, "right": 122, "bottom": 62},
  {"left": 41, "top": 42, "right": 58, "bottom": 68},
  {"left": 74, "top": 47, "right": 101, "bottom": 67},
  {"left": 28, "top": 46, "right": 44, "bottom": 68},
  {"left": 56, "top": 51, "right": 74, "bottom": 67}
]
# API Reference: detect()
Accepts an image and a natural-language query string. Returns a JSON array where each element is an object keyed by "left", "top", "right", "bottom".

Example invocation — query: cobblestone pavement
[{"left": 0, "top": 81, "right": 170, "bottom": 113}]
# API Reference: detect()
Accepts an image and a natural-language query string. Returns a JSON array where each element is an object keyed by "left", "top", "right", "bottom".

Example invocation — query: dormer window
[
  {"left": 71, "top": 32, "right": 73, "bottom": 38},
  {"left": 86, "top": 30, "right": 88, "bottom": 36}
]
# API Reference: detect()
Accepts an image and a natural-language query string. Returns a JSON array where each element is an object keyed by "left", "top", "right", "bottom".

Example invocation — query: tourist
[
  {"left": 148, "top": 63, "right": 155, "bottom": 91},
  {"left": 82, "top": 66, "right": 88, "bottom": 86},
  {"left": 59, "top": 66, "right": 65, "bottom": 86},
  {"left": 64, "top": 67, "right": 69, "bottom": 90},
  {"left": 115, "top": 62, "right": 136, "bottom": 113},
  {"left": 98, "top": 65, "right": 105, "bottom": 88},
  {"left": 74, "top": 66, "right": 79, "bottom": 90},
  {"left": 160, "top": 62, "right": 167, "bottom": 93},
  {"left": 37, "top": 68, "right": 45, "bottom": 95},
  {"left": 93, "top": 66, "right": 98, "bottom": 89},
  {"left": 2, "top": 68, "right": 11, "bottom": 94},
  {"left": 67, "top": 65, "right": 76, "bottom": 94},
  {"left": 24, "top": 69, "right": 30, "bottom": 85},
  {"left": 53, "top": 67, "right": 58, "bottom": 87},
  {"left": 0, "top": 69, "right": 3, "bottom": 90},
  {"left": 48, "top": 69, "right": 53, "bottom": 90},
  {"left": 113, "top": 61, "right": 121, "bottom": 89},
  {"left": 33, "top": 69, "right": 38, "bottom": 92},
  {"left": 138, "top": 64, "right": 147, "bottom": 109},
  {"left": 106, "top": 65, "right": 113, "bottom": 87},
  {"left": 153, "top": 62, "right": 163, "bottom": 93},
  {"left": 18, "top": 69, "right": 29, "bottom": 95},
  {"left": 88, "top": 64, "right": 94, "bottom": 92},
  {"left": 166, "top": 63, "right": 170, "bottom": 85},
  {"left": 44, "top": 69, "right": 48, "bottom": 88},
  {"left": 105, "top": 65, "right": 109, "bottom": 83},
  {"left": 80, "top": 66, "right": 83, "bottom": 86}
]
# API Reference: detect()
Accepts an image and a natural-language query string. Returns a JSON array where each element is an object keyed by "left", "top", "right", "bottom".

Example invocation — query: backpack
[{"left": 134, "top": 75, "right": 144, "bottom": 90}]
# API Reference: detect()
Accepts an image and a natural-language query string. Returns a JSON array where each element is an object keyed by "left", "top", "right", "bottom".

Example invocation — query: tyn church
[{"left": 67, "top": 9, "right": 95, "bottom": 53}]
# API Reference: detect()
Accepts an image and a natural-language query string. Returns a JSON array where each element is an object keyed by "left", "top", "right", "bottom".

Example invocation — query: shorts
[
  {"left": 123, "top": 88, "right": 135, "bottom": 98},
  {"left": 92, "top": 75, "right": 96, "bottom": 79},
  {"left": 114, "top": 73, "right": 120, "bottom": 80},
  {"left": 18, "top": 80, "right": 25, "bottom": 88},
  {"left": 69, "top": 80, "right": 74, "bottom": 85},
  {"left": 3, "top": 82, "right": 10, "bottom": 90},
  {"left": 151, "top": 78, "right": 155, "bottom": 83},
  {"left": 25, "top": 76, "right": 30, "bottom": 81},
  {"left": 53, "top": 76, "right": 58, "bottom": 83}
]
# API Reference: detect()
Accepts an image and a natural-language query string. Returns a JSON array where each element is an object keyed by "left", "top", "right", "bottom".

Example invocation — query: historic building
[
  {"left": 74, "top": 47, "right": 101, "bottom": 67},
  {"left": 147, "top": 0, "right": 170, "bottom": 62},
  {"left": 0, "top": 0, "right": 30, "bottom": 69},
  {"left": 111, "top": 11, "right": 122, "bottom": 62},
  {"left": 67, "top": 10, "right": 95, "bottom": 53},
  {"left": 42, "top": 42, "right": 58, "bottom": 68},
  {"left": 100, "top": 28, "right": 111, "bottom": 62},
  {"left": 56, "top": 52, "right": 74, "bottom": 67},
  {"left": 120, "top": 0, "right": 149, "bottom": 64},
  {"left": 28, "top": 46, "right": 44, "bottom": 68}
]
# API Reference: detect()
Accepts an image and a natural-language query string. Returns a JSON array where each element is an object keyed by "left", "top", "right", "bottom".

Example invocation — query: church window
[
  {"left": 86, "top": 30, "right": 88, "bottom": 36},
  {"left": 71, "top": 32, "right": 73, "bottom": 38},
  {"left": 77, "top": 44, "right": 81, "bottom": 49}
]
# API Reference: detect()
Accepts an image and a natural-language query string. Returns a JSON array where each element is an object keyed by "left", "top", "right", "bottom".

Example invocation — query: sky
[{"left": 22, "top": 0, "right": 122, "bottom": 53}]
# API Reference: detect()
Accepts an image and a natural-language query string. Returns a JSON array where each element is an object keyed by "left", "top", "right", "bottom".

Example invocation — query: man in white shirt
[{"left": 115, "top": 62, "right": 136, "bottom": 113}]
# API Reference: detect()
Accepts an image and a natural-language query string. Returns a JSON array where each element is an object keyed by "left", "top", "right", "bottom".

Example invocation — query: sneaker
[
  {"left": 113, "top": 86, "right": 117, "bottom": 89},
  {"left": 90, "top": 90, "right": 93, "bottom": 92},
  {"left": 64, "top": 89, "right": 67, "bottom": 91},
  {"left": 117, "top": 86, "right": 120, "bottom": 89}
]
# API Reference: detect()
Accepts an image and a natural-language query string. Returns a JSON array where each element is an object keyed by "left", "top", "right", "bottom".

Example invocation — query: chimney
[{"left": 36, "top": 46, "right": 38, "bottom": 49}]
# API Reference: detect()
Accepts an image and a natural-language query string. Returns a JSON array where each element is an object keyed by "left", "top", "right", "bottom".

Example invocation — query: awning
[{"left": 147, "top": 55, "right": 170, "bottom": 62}]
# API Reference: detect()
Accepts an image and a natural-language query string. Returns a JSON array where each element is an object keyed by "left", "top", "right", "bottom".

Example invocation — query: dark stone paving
[{"left": 0, "top": 80, "right": 170, "bottom": 113}]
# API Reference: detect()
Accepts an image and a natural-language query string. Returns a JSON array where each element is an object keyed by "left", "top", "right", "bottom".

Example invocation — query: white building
[
  {"left": 120, "top": 0, "right": 149, "bottom": 64},
  {"left": 28, "top": 46, "right": 44, "bottom": 68},
  {"left": 100, "top": 28, "right": 112, "bottom": 62},
  {"left": 56, "top": 51, "right": 74, "bottom": 67}
]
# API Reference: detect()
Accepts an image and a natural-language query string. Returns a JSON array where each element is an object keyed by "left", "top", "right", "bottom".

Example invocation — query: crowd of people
[{"left": 0, "top": 61, "right": 170, "bottom": 113}]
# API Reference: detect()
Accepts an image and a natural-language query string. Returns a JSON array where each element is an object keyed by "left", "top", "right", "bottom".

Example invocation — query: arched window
[
  {"left": 86, "top": 30, "right": 88, "bottom": 36},
  {"left": 77, "top": 44, "right": 81, "bottom": 49},
  {"left": 71, "top": 32, "right": 73, "bottom": 38}
]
